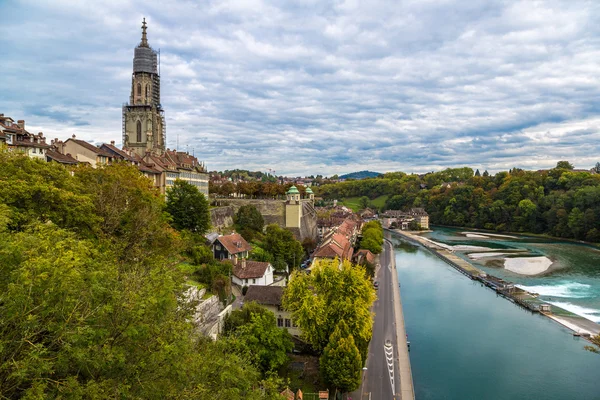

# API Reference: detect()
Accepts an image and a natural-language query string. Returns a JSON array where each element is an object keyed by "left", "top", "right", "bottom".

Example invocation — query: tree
[
  {"left": 0, "top": 150, "right": 99, "bottom": 235},
  {"left": 320, "top": 320, "right": 362, "bottom": 394},
  {"left": 229, "top": 311, "right": 293, "bottom": 374},
  {"left": 263, "top": 224, "right": 304, "bottom": 271},
  {"left": 166, "top": 179, "right": 211, "bottom": 234},
  {"left": 75, "top": 162, "right": 177, "bottom": 261},
  {"left": 475, "top": 169, "right": 481, "bottom": 177},
  {"left": 593, "top": 162, "right": 600, "bottom": 174},
  {"left": 282, "top": 259, "right": 375, "bottom": 359},
  {"left": 585, "top": 335, "right": 600, "bottom": 354},
  {"left": 359, "top": 196, "right": 370, "bottom": 209},
  {"left": 235, "top": 204, "right": 264, "bottom": 240},
  {"left": 360, "top": 220, "right": 384, "bottom": 254},
  {"left": 556, "top": 160, "right": 574, "bottom": 170}
]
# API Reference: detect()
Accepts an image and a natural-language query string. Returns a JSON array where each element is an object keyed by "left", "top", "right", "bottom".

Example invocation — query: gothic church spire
[{"left": 140, "top": 18, "right": 149, "bottom": 47}]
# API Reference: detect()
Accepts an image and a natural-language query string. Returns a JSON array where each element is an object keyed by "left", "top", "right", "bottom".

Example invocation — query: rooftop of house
[
  {"left": 244, "top": 285, "right": 284, "bottom": 306},
  {"left": 354, "top": 248, "right": 375, "bottom": 264},
  {"left": 101, "top": 142, "right": 136, "bottom": 162},
  {"left": 46, "top": 149, "right": 78, "bottom": 164},
  {"left": 215, "top": 233, "right": 252, "bottom": 255},
  {"left": 66, "top": 137, "right": 113, "bottom": 157},
  {"left": 230, "top": 259, "right": 271, "bottom": 279}
]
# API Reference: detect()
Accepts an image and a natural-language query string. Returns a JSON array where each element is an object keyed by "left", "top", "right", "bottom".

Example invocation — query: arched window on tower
[
  {"left": 137, "top": 83, "right": 142, "bottom": 97},
  {"left": 145, "top": 84, "right": 149, "bottom": 101},
  {"left": 136, "top": 121, "right": 142, "bottom": 142}
]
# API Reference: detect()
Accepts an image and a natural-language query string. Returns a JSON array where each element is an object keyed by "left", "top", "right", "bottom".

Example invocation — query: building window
[
  {"left": 145, "top": 84, "right": 149, "bottom": 99},
  {"left": 252, "top": 279, "right": 256, "bottom": 284},
  {"left": 136, "top": 121, "right": 142, "bottom": 142},
  {"left": 137, "top": 83, "right": 142, "bottom": 96},
  {"left": 32, "top": 148, "right": 36, "bottom": 154},
  {"left": 285, "top": 319, "right": 291, "bottom": 328},
  {"left": 277, "top": 317, "right": 283, "bottom": 327}
]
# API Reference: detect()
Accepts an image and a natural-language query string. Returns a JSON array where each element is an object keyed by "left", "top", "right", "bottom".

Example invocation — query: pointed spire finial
[{"left": 140, "top": 17, "right": 148, "bottom": 47}]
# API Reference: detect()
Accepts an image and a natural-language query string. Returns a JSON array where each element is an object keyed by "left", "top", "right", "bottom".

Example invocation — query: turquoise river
[{"left": 391, "top": 232, "right": 600, "bottom": 400}]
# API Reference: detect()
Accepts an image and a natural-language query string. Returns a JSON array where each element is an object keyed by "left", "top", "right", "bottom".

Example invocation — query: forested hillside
[{"left": 317, "top": 164, "right": 600, "bottom": 242}]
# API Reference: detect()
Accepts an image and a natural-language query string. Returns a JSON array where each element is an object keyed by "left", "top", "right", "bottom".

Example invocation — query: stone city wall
[
  {"left": 211, "top": 198, "right": 286, "bottom": 227},
  {"left": 210, "top": 206, "right": 235, "bottom": 232}
]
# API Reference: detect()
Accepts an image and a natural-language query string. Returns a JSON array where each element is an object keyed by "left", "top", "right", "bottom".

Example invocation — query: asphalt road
[{"left": 356, "top": 241, "right": 401, "bottom": 399}]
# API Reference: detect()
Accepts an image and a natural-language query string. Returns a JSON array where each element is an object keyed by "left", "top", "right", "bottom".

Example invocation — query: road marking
[{"left": 384, "top": 340, "right": 395, "bottom": 393}]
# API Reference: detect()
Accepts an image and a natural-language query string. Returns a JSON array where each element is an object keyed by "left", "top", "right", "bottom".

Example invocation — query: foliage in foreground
[{"left": 0, "top": 151, "right": 281, "bottom": 399}]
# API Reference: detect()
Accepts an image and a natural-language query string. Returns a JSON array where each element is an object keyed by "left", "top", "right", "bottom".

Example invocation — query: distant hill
[{"left": 339, "top": 170, "right": 382, "bottom": 180}]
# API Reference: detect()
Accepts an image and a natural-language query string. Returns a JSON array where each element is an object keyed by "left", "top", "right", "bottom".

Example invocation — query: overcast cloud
[{"left": 1, "top": 0, "right": 600, "bottom": 175}]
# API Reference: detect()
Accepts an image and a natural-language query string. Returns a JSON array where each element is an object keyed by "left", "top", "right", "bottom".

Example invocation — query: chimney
[
  {"left": 17, "top": 120, "right": 24, "bottom": 130},
  {"left": 241, "top": 258, "right": 246, "bottom": 269},
  {"left": 72, "top": 134, "right": 76, "bottom": 138},
  {"left": 111, "top": 140, "right": 115, "bottom": 145},
  {"left": 233, "top": 255, "right": 238, "bottom": 265}
]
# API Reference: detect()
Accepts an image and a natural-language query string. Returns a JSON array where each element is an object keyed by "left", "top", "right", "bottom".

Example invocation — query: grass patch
[
  {"left": 177, "top": 262, "right": 198, "bottom": 275},
  {"left": 341, "top": 195, "right": 388, "bottom": 212}
]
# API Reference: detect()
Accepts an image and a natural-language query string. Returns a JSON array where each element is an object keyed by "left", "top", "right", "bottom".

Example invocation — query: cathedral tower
[{"left": 122, "top": 18, "right": 165, "bottom": 156}]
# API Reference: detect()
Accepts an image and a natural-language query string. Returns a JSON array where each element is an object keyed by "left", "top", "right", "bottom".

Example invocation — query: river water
[
  {"left": 391, "top": 234, "right": 600, "bottom": 400},
  {"left": 423, "top": 227, "right": 600, "bottom": 323}
]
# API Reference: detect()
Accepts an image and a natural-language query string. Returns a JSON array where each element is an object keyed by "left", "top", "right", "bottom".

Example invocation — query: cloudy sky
[{"left": 2, "top": 0, "right": 600, "bottom": 176}]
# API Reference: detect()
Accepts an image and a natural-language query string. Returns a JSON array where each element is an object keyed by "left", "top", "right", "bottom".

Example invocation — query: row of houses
[
  {"left": 381, "top": 207, "right": 430, "bottom": 230},
  {"left": 0, "top": 114, "right": 208, "bottom": 197}
]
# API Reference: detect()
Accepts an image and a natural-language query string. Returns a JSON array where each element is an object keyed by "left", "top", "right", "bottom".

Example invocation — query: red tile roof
[
  {"left": 216, "top": 233, "right": 252, "bottom": 255},
  {"left": 313, "top": 230, "right": 354, "bottom": 261},
  {"left": 354, "top": 249, "right": 375, "bottom": 265},
  {"left": 231, "top": 259, "right": 271, "bottom": 279}
]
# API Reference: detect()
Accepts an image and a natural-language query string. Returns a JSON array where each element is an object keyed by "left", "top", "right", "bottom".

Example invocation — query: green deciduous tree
[
  {"left": 359, "top": 196, "right": 370, "bottom": 209},
  {"left": 166, "top": 179, "right": 211, "bottom": 234},
  {"left": 556, "top": 160, "right": 574, "bottom": 170},
  {"left": 282, "top": 259, "right": 375, "bottom": 359},
  {"left": 263, "top": 224, "right": 304, "bottom": 271},
  {"left": 74, "top": 162, "right": 177, "bottom": 261},
  {"left": 360, "top": 220, "right": 384, "bottom": 254},
  {"left": 228, "top": 312, "right": 293, "bottom": 374},
  {"left": 320, "top": 320, "right": 362, "bottom": 394},
  {"left": 0, "top": 150, "right": 99, "bottom": 235},
  {"left": 235, "top": 204, "right": 264, "bottom": 232},
  {"left": 235, "top": 204, "right": 264, "bottom": 240}
]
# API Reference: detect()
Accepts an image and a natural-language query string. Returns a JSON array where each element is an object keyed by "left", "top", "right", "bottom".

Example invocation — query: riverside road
[{"left": 353, "top": 237, "right": 414, "bottom": 400}]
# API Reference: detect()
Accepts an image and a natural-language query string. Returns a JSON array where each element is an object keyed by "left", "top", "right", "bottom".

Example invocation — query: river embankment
[{"left": 388, "top": 228, "right": 600, "bottom": 339}]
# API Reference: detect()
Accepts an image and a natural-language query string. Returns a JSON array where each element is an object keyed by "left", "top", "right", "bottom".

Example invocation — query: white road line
[{"left": 384, "top": 341, "right": 395, "bottom": 392}]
